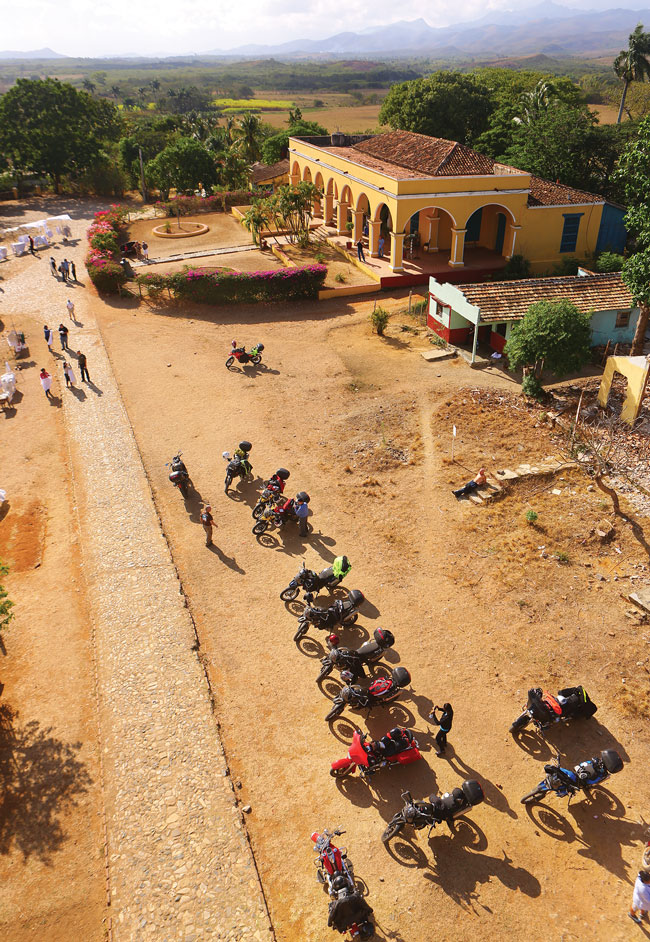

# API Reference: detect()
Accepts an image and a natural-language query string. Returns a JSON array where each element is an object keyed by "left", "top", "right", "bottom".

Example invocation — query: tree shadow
[{"left": 0, "top": 705, "right": 93, "bottom": 863}]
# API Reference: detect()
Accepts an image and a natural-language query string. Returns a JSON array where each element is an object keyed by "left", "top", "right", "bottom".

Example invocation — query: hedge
[
  {"left": 85, "top": 205, "right": 130, "bottom": 294},
  {"left": 136, "top": 264, "right": 327, "bottom": 304},
  {"left": 155, "top": 191, "right": 252, "bottom": 217}
]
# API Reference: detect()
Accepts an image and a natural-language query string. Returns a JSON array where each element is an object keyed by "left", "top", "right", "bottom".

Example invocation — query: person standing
[
  {"left": 62, "top": 361, "right": 76, "bottom": 387},
  {"left": 39, "top": 367, "right": 52, "bottom": 399},
  {"left": 70, "top": 260, "right": 77, "bottom": 281},
  {"left": 61, "top": 258, "right": 70, "bottom": 282},
  {"left": 58, "top": 322, "right": 69, "bottom": 351},
  {"left": 630, "top": 871, "right": 650, "bottom": 924},
  {"left": 49, "top": 256, "right": 57, "bottom": 277},
  {"left": 77, "top": 350, "right": 90, "bottom": 383},
  {"left": 44, "top": 325, "right": 54, "bottom": 354},
  {"left": 200, "top": 505, "right": 215, "bottom": 546},
  {"left": 141, "top": 242, "right": 149, "bottom": 263},
  {"left": 28, "top": 235, "right": 36, "bottom": 256},
  {"left": 378, "top": 236, "right": 385, "bottom": 259},
  {"left": 66, "top": 298, "right": 75, "bottom": 321},
  {"left": 429, "top": 702, "right": 454, "bottom": 756},
  {"left": 295, "top": 494, "right": 310, "bottom": 537},
  {"left": 356, "top": 239, "right": 366, "bottom": 262}
]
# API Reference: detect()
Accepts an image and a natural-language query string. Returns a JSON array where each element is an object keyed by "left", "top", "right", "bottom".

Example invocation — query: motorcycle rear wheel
[
  {"left": 330, "top": 764, "right": 354, "bottom": 778},
  {"left": 381, "top": 819, "right": 405, "bottom": 843},
  {"left": 520, "top": 787, "right": 548, "bottom": 804},
  {"left": 225, "top": 356, "right": 235, "bottom": 369},
  {"left": 510, "top": 712, "right": 531, "bottom": 733},
  {"left": 280, "top": 586, "right": 300, "bottom": 602}
]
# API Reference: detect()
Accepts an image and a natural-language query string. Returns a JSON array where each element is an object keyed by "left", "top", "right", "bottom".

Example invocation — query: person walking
[
  {"left": 295, "top": 494, "right": 310, "bottom": 537},
  {"left": 28, "top": 235, "right": 36, "bottom": 256},
  {"left": 429, "top": 702, "right": 454, "bottom": 756},
  {"left": 58, "top": 322, "right": 69, "bottom": 351},
  {"left": 49, "top": 256, "right": 58, "bottom": 277},
  {"left": 66, "top": 298, "right": 75, "bottom": 321},
  {"left": 61, "top": 258, "right": 70, "bottom": 283},
  {"left": 378, "top": 236, "right": 385, "bottom": 259},
  {"left": 200, "top": 505, "right": 215, "bottom": 546},
  {"left": 62, "top": 360, "right": 76, "bottom": 388},
  {"left": 630, "top": 871, "right": 650, "bottom": 924},
  {"left": 39, "top": 367, "right": 52, "bottom": 399},
  {"left": 77, "top": 350, "right": 90, "bottom": 383},
  {"left": 356, "top": 238, "right": 366, "bottom": 262},
  {"left": 44, "top": 325, "right": 54, "bottom": 354},
  {"left": 70, "top": 260, "right": 77, "bottom": 281}
]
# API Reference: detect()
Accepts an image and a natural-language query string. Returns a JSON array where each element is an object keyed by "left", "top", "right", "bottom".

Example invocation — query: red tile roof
[
  {"left": 528, "top": 175, "right": 603, "bottom": 206},
  {"left": 250, "top": 159, "right": 289, "bottom": 184},
  {"left": 453, "top": 272, "right": 634, "bottom": 323},
  {"left": 353, "top": 130, "right": 497, "bottom": 177}
]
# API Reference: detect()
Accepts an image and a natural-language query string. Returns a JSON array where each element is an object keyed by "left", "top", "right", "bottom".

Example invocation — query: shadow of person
[
  {"left": 47, "top": 394, "right": 62, "bottom": 408},
  {"left": 445, "top": 745, "right": 517, "bottom": 818},
  {"left": 206, "top": 543, "right": 245, "bottom": 574},
  {"left": 406, "top": 691, "right": 435, "bottom": 726},
  {"left": 0, "top": 704, "right": 93, "bottom": 863},
  {"left": 309, "top": 530, "right": 337, "bottom": 563},
  {"left": 85, "top": 380, "right": 102, "bottom": 396}
]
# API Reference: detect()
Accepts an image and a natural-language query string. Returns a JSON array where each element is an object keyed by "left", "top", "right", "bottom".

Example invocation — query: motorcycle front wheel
[
  {"left": 252, "top": 503, "right": 265, "bottom": 519},
  {"left": 293, "top": 620, "right": 309, "bottom": 642},
  {"left": 225, "top": 356, "right": 235, "bottom": 369},
  {"left": 510, "top": 712, "right": 531, "bottom": 733},
  {"left": 251, "top": 355, "right": 261, "bottom": 365},
  {"left": 224, "top": 474, "right": 232, "bottom": 494},
  {"left": 330, "top": 763, "right": 354, "bottom": 778},
  {"left": 325, "top": 703, "right": 345, "bottom": 722},
  {"left": 280, "top": 586, "right": 300, "bottom": 602},
  {"left": 317, "top": 662, "right": 334, "bottom": 682},
  {"left": 520, "top": 786, "right": 548, "bottom": 805},
  {"left": 381, "top": 819, "right": 405, "bottom": 843},
  {"left": 252, "top": 520, "right": 268, "bottom": 535}
]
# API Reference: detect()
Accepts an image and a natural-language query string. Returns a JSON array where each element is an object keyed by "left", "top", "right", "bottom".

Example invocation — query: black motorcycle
[
  {"left": 381, "top": 783, "right": 484, "bottom": 843},
  {"left": 325, "top": 667, "right": 411, "bottom": 722},
  {"left": 223, "top": 441, "right": 253, "bottom": 494},
  {"left": 281, "top": 560, "right": 350, "bottom": 601},
  {"left": 317, "top": 628, "right": 395, "bottom": 683},
  {"left": 293, "top": 590, "right": 364, "bottom": 642},
  {"left": 510, "top": 685, "right": 597, "bottom": 733},
  {"left": 167, "top": 451, "right": 190, "bottom": 498}
]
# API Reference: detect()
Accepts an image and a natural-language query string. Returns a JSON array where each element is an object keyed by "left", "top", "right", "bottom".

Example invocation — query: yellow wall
[{"left": 289, "top": 137, "right": 606, "bottom": 270}]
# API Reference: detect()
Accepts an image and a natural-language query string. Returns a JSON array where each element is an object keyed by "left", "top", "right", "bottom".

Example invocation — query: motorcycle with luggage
[
  {"left": 280, "top": 556, "right": 351, "bottom": 602},
  {"left": 253, "top": 491, "right": 309, "bottom": 535},
  {"left": 293, "top": 589, "right": 364, "bottom": 642},
  {"left": 381, "top": 783, "right": 484, "bottom": 842},
  {"left": 252, "top": 468, "right": 290, "bottom": 519},
  {"left": 311, "top": 828, "right": 374, "bottom": 940},
  {"left": 510, "top": 684, "right": 597, "bottom": 733},
  {"left": 330, "top": 727, "right": 421, "bottom": 780},
  {"left": 317, "top": 628, "right": 395, "bottom": 683},
  {"left": 520, "top": 749, "right": 624, "bottom": 804},
  {"left": 223, "top": 441, "right": 253, "bottom": 493},
  {"left": 167, "top": 451, "right": 190, "bottom": 499},
  {"left": 226, "top": 340, "right": 264, "bottom": 369},
  {"left": 325, "top": 667, "right": 411, "bottom": 722}
]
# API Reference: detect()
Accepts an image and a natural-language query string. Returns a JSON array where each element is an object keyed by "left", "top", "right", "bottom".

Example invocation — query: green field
[{"left": 214, "top": 97, "right": 294, "bottom": 111}]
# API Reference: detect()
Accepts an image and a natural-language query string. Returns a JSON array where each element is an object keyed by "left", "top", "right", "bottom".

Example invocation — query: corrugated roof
[
  {"left": 528, "top": 175, "right": 603, "bottom": 206},
  {"left": 452, "top": 272, "right": 634, "bottom": 323}
]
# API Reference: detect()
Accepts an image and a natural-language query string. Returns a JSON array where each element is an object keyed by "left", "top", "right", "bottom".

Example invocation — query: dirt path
[{"left": 96, "top": 293, "right": 650, "bottom": 942}]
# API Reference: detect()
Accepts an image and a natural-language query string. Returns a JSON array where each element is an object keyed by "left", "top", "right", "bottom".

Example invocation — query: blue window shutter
[
  {"left": 466, "top": 208, "right": 482, "bottom": 243},
  {"left": 560, "top": 213, "right": 583, "bottom": 253}
]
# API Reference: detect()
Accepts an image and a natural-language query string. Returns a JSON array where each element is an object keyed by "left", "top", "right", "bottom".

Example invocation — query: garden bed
[
  {"left": 280, "top": 242, "right": 375, "bottom": 288},
  {"left": 127, "top": 213, "right": 252, "bottom": 257}
]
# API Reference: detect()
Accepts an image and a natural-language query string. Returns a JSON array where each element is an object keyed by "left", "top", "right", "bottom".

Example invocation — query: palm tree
[
  {"left": 233, "top": 113, "right": 262, "bottom": 164},
  {"left": 110, "top": 84, "right": 121, "bottom": 100},
  {"left": 614, "top": 24, "right": 650, "bottom": 123},
  {"left": 512, "top": 80, "right": 557, "bottom": 125},
  {"left": 82, "top": 78, "right": 96, "bottom": 95}
]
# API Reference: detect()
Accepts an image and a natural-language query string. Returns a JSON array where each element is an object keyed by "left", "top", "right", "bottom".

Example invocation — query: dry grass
[
  {"left": 262, "top": 103, "right": 382, "bottom": 132},
  {"left": 280, "top": 242, "right": 375, "bottom": 287}
]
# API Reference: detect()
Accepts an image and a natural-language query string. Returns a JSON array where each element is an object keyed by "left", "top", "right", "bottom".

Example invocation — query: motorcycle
[
  {"left": 281, "top": 558, "right": 351, "bottom": 602},
  {"left": 330, "top": 727, "right": 421, "bottom": 780},
  {"left": 223, "top": 441, "right": 253, "bottom": 494},
  {"left": 510, "top": 684, "right": 597, "bottom": 733},
  {"left": 167, "top": 451, "right": 190, "bottom": 499},
  {"left": 252, "top": 469, "right": 290, "bottom": 519},
  {"left": 253, "top": 491, "right": 310, "bottom": 535},
  {"left": 312, "top": 828, "right": 375, "bottom": 940},
  {"left": 317, "top": 628, "right": 395, "bottom": 683},
  {"left": 325, "top": 667, "right": 411, "bottom": 722},
  {"left": 226, "top": 340, "right": 264, "bottom": 369},
  {"left": 381, "top": 783, "right": 484, "bottom": 843},
  {"left": 293, "top": 590, "right": 364, "bottom": 642},
  {"left": 520, "top": 749, "right": 624, "bottom": 804}
]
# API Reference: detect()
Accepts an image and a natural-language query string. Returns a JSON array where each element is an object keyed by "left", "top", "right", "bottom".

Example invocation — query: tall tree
[
  {"left": 378, "top": 71, "right": 493, "bottom": 145},
  {"left": 0, "top": 78, "right": 121, "bottom": 192},
  {"left": 262, "top": 119, "right": 328, "bottom": 165},
  {"left": 233, "top": 113, "right": 262, "bottom": 164},
  {"left": 146, "top": 137, "right": 217, "bottom": 200},
  {"left": 614, "top": 24, "right": 650, "bottom": 123}
]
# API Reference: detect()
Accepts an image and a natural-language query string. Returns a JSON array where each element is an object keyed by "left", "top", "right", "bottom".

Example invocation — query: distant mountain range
[
  {"left": 0, "top": 47, "right": 66, "bottom": 59},
  {"left": 206, "top": 5, "right": 650, "bottom": 58}
]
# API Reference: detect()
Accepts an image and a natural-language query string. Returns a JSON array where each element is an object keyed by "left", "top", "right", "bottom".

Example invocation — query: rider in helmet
[{"left": 332, "top": 555, "right": 352, "bottom": 582}]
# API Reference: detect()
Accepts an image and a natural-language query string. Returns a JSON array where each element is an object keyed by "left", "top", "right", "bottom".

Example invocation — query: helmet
[
  {"left": 310, "top": 831, "right": 320, "bottom": 843},
  {"left": 340, "top": 555, "right": 349, "bottom": 570},
  {"left": 239, "top": 440, "right": 252, "bottom": 452},
  {"left": 255, "top": 342, "right": 265, "bottom": 352},
  {"left": 296, "top": 491, "right": 310, "bottom": 503},
  {"left": 331, "top": 875, "right": 348, "bottom": 893},
  {"left": 340, "top": 685, "right": 358, "bottom": 703},
  {"left": 327, "top": 633, "right": 340, "bottom": 648},
  {"left": 231, "top": 339, "right": 237, "bottom": 347},
  {"left": 275, "top": 468, "right": 290, "bottom": 480},
  {"left": 340, "top": 670, "right": 354, "bottom": 684}
]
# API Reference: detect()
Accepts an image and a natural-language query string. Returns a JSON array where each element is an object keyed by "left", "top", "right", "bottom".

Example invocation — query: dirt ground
[
  {"left": 281, "top": 242, "right": 376, "bottom": 288},
  {"left": 92, "top": 292, "right": 650, "bottom": 942},
  {"left": 146, "top": 249, "right": 285, "bottom": 277},
  {"left": 0, "top": 237, "right": 107, "bottom": 938},
  {"left": 127, "top": 211, "right": 250, "bottom": 258}
]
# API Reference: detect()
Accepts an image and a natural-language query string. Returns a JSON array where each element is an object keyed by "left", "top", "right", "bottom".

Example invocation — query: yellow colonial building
[{"left": 288, "top": 130, "right": 626, "bottom": 284}]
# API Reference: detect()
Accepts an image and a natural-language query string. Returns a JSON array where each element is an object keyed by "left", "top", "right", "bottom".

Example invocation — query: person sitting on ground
[{"left": 453, "top": 468, "right": 487, "bottom": 499}]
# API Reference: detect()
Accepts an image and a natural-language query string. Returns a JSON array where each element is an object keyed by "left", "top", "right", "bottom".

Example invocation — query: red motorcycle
[
  {"left": 312, "top": 827, "right": 355, "bottom": 897},
  {"left": 312, "top": 828, "right": 375, "bottom": 940},
  {"left": 331, "top": 728, "right": 421, "bottom": 780},
  {"left": 226, "top": 340, "right": 264, "bottom": 369}
]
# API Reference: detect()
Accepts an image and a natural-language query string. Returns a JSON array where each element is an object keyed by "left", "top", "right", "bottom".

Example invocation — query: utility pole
[{"left": 138, "top": 147, "right": 147, "bottom": 203}]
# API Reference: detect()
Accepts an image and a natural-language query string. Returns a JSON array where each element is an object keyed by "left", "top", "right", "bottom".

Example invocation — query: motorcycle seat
[
  {"left": 440, "top": 788, "right": 464, "bottom": 812},
  {"left": 356, "top": 640, "right": 381, "bottom": 658}
]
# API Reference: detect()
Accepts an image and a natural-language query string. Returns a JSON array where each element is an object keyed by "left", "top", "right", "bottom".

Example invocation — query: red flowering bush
[
  {"left": 155, "top": 191, "right": 252, "bottom": 217},
  {"left": 85, "top": 204, "right": 129, "bottom": 293},
  {"left": 136, "top": 264, "right": 327, "bottom": 304}
]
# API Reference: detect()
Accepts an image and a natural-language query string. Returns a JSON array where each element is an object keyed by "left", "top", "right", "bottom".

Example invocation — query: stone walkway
[
  {"left": 1, "top": 208, "right": 273, "bottom": 941},
  {"left": 132, "top": 243, "right": 259, "bottom": 268}
]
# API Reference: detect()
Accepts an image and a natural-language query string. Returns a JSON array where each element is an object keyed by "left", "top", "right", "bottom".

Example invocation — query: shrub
[
  {"left": 155, "top": 191, "right": 251, "bottom": 216},
  {"left": 370, "top": 305, "right": 390, "bottom": 336},
  {"left": 521, "top": 373, "right": 543, "bottom": 399},
  {"left": 501, "top": 254, "right": 531, "bottom": 280},
  {"left": 595, "top": 252, "right": 624, "bottom": 273},
  {"left": 0, "top": 561, "right": 14, "bottom": 631},
  {"left": 334, "top": 272, "right": 346, "bottom": 283},
  {"left": 525, "top": 510, "right": 539, "bottom": 524},
  {"left": 136, "top": 264, "right": 327, "bottom": 305},
  {"left": 85, "top": 204, "right": 130, "bottom": 294},
  {"left": 555, "top": 551, "right": 570, "bottom": 564}
]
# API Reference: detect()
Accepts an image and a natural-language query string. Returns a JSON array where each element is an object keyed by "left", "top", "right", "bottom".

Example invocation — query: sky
[{"left": 4, "top": 0, "right": 650, "bottom": 57}]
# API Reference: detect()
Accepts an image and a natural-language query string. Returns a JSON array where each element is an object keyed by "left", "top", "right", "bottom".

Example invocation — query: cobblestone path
[{"left": 1, "top": 208, "right": 273, "bottom": 942}]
